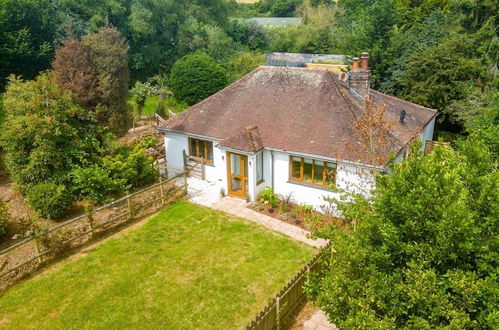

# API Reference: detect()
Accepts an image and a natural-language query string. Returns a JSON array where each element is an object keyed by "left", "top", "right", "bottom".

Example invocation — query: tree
[
  {"left": 52, "top": 38, "right": 99, "bottom": 109},
  {"left": 169, "top": 54, "right": 228, "bottom": 105},
  {"left": 0, "top": 0, "right": 59, "bottom": 89},
  {"left": 307, "top": 141, "right": 498, "bottom": 328},
  {"left": 81, "top": 26, "right": 132, "bottom": 135},
  {"left": 0, "top": 73, "right": 109, "bottom": 193}
]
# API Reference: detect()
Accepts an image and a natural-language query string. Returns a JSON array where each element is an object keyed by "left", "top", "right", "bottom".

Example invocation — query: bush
[
  {"left": 27, "top": 183, "right": 73, "bottom": 219},
  {"left": 169, "top": 54, "right": 228, "bottom": 105},
  {"left": 71, "top": 145, "right": 157, "bottom": 204},
  {"left": 71, "top": 165, "right": 128, "bottom": 204},
  {"left": 102, "top": 145, "right": 157, "bottom": 189},
  {"left": 0, "top": 201, "right": 10, "bottom": 237},
  {"left": 258, "top": 186, "right": 280, "bottom": 208}
]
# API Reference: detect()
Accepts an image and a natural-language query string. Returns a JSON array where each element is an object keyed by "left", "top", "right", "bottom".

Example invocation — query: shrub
[
  {"left": 71, "top": 165, "right": 128, "bottom": 204},
  {"left": 169, "top": 54, "right": 228, "bottom": 105},
  {"left": 102, "top": 145, "right": 157, "bottom": 189},
  {"left": 27, "top": 183, "right": 73, "bottom": 219},
  {"left": 258, "top": 186, "right": 280, "bottom": 208},
  {"left": 0, "top": 201, "right": 10, "bottom": 237}
]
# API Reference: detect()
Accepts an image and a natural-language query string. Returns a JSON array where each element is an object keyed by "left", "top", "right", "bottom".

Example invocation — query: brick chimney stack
[{"left": 349, "top": 52, "right": 371, "bottom": 98}]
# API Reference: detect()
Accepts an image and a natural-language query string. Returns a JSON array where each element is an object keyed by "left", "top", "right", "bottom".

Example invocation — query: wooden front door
[{"left": 227, "top": 152, "right": 248, "bottom": 198}]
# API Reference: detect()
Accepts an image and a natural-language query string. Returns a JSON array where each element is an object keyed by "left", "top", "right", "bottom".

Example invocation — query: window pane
[
  {"left": 198, "top": 140, "right": 205, "bottom": 159},
  {"left": 256, "top": 153, "right": 263, "bottom": 181},
  {"left": 206, "top": 141, "right": 213, "bottom": 162},
  {"left": 326, "top": 162, "right": 337, "bottom": 186},
  {"left": 231, "top": 154, "right": 241, "bottom": 175},
  {"left": 189, "top": 139, "right": 197, "bottom": 156},
  {"left": 291, "top": 157, "right": 301, "bottom": 179},
  {"left": 303, "top": 158, "right": 313, "bottom": 182},
  {"left": 314, "top": 160, "right": 324, "bottom": 184}
]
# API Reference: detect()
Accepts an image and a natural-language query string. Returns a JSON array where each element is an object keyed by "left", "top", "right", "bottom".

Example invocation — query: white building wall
[
  {"left": 164, "top": 132, "right": 379, "bottom": 209},
  {"left": 271, "top": 151, "right": 375, "bottom": 211},
  {"left": 164, "top": 132, "right": 188, "bottom": 171}
]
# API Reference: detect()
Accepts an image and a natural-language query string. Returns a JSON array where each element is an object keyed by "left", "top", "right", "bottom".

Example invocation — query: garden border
[{"left": 0, "top": 172, "right": 188, "bottom": 292}]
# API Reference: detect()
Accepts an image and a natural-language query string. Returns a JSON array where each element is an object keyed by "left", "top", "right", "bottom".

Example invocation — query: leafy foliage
[
  {"left": 169, "top": 54, "right": 228, "bottom": 105},
  {"left": 0, "top": 201, "right": 10, "bottom": 237},
  {"left": 258, "top": 186, "right": 280, "bottom": 208},
  {"left": 71, "top": 145, "right": 156, "bottom": 204},
  {"left": 307, "top": 141, "right": 499, "bottom": 328},
  {"left": 70, "top": 165, "right": 127, "bottom": 205},
  {"left": 81, "top": 27, "right": 132, "bottom": 135},
  {"left": 52, "top": 38, "right": 99, "bottom": 109},
  {"left": 0, "top": 73, "right": 109, "bottom": 193},
  {"left": 0, "top": 0, "right": 59, "bottom": 89},
  {"left": 27, "top": 183, "right": 73, "bottom": 219}
]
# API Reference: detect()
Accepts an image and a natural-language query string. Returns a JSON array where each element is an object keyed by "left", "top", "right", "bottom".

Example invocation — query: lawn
[
  {"left": 0, "top": 201, "right": 314, "bottom": 329},
  {"left": 131, "top": 95, "right": 188, "bottom": 115}
]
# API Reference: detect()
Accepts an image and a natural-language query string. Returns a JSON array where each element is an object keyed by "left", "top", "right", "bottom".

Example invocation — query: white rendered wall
[
  {"left": 271, "top": 151, "right": 375, "bottom": 211},
  {"left": 164, "top": 132, "right": 188, "bottom": 171}
]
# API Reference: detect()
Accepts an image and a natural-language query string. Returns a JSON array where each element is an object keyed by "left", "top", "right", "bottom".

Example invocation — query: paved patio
[{"left": 212, "top": 197, "right": 328, "bottom": 248}]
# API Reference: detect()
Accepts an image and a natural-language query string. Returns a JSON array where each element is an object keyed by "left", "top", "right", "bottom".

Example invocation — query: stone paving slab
[
  {"left": 303, "top": 310, "right": 337, "bottom": 330},
  {"left": 211, "top": 197, "right": 328, "bottom": 248}
]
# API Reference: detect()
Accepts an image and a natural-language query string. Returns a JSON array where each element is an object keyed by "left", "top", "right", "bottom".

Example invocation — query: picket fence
[{"left": 246, "top": 242, "right": 332, "bottom": 330}]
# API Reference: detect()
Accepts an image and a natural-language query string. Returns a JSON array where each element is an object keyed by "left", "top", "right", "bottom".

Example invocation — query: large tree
[
  {"left": 0, "top": 73, "right": 108, "bottom": 192},
  {"left": 307, "top": 140, "right": 498, "bottom": 328},
  {"left": 169, "top": 53, "right": 228, "bottom": 105},
  {"left": 52, "top": 37, "right": 99, "bottom": 109},
  {"left": 81, "top": 26, "right": 132, "bottom": 135},
  {"left": 0, "top": 0, "right": 59, "bottom": 89}
]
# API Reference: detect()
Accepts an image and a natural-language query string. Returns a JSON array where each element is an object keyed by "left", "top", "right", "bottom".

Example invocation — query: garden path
[{"left": 212, "top": 197, "right": 328, "bottom": 248}]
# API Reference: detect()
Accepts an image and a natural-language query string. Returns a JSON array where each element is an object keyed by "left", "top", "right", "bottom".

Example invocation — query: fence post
[
  {"left": 276, "top": 295, "right": 281, "bottom": 330},
  {"left": 201, "top": 159, "right": 206, "bottom": 180},
  {"left": 34, "top": 239, "right": 42, "bottom": 264},
  {"left": 127, "top": 192, "right": 133, "bottom": 219},
  {"left": 87, "top": 210, "right": 94, "bottom": 237},
  {"left": 183, "top": 172, "right": 188, "bottom": 194},
  {"left": 159, "top": 176, "right": 165, "bottom": 204},
  {"left": 182, "top": 150, "right": 187, "bottom": 171}
]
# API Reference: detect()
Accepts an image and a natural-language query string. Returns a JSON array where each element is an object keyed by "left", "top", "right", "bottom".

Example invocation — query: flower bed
[{"left": 248, "top": 187, "right": 343, "bottom": 232}]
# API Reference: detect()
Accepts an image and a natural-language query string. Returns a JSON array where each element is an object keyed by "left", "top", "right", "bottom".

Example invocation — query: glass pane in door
[
  {"left": 231, "top": 154, "right": 241, "bottom": 176},
  {"left": 231, "top": 177, "right": 242, "bottom": 194}
]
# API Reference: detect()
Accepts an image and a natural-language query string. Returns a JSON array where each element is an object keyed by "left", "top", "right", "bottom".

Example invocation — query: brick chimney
[{"left": 349, "top": 52, "right": 371, "bottom": 98}]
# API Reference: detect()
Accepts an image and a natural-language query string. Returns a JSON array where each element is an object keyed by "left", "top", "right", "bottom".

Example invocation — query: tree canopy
[
  {"left": 307, "top": 139, "right": 498, "bottom": 328},
  {"left": 169, "top": 54, "right": 228, "bottom": 105}
]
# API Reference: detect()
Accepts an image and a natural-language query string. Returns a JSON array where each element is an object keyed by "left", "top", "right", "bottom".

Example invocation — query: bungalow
[{"left": 158, "top": 53, "right": 437, "bottom": 209}]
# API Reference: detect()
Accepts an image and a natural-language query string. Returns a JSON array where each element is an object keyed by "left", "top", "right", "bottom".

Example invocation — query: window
[
  {"left": 289, "top": 156, "right": 336, "bottom": 187},
  {"left": 188, "top": 138, "right": 213, "bottom": 164},
  {"left": 256, "top": 152, "right": 263, "bottom": 184}
]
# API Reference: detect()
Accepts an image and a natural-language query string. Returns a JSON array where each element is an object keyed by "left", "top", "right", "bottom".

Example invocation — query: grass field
[{"left": 0, "top": 201, "right": 314, "bottom": 329}]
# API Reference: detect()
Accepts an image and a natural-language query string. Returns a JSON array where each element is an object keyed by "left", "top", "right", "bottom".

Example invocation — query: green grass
[
  {"left": 141, "top": 95, "right": 159, "bottom": 115},
  {"left": 129, "top": 95, "right": 189, "bottom": 116},
  {"left": 0, "top": 201, "right": 314, "bottom": 329}
]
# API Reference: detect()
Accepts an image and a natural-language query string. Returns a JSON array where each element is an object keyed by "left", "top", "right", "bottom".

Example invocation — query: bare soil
[
  {"left": 247, "top": 202, "right": 344, "bottom": 232},
  {"left": 282, "top": 300, "right": 320, "bottom": 330}
]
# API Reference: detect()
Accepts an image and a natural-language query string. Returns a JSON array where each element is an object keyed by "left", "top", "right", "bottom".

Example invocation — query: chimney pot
[
  {"left": 400, "top": 110, "right": 406, "bottom": 124},
  {"left": 361, "top": 52, "right": 369, "bottom": 70},
  {"left": 352, "top": 57, "right": 359, "bottom": 69}
]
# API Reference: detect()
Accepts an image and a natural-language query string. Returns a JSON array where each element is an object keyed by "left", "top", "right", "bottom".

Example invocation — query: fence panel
[
  {"left": 246, "top": 243, "right": 331, "bottom": 330},
  {"left": 0, "top": 173, "right": 188, "bottom": 292}
]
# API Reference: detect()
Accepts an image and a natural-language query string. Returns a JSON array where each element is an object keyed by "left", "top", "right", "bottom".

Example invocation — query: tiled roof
[
  {"left": 159, "top": 66, "right": 437, "bottom": 166},
  {"left": 220, "top": 125, "right": 264, "bottom": 152}
]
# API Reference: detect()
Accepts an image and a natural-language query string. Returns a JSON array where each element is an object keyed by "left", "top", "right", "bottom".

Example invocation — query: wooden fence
[
  {"left": 246, "top": 243, "right": 332, "bottom": 330},
  {"left": 0, "top": 172, "right": 188, "bottom": 292}
]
